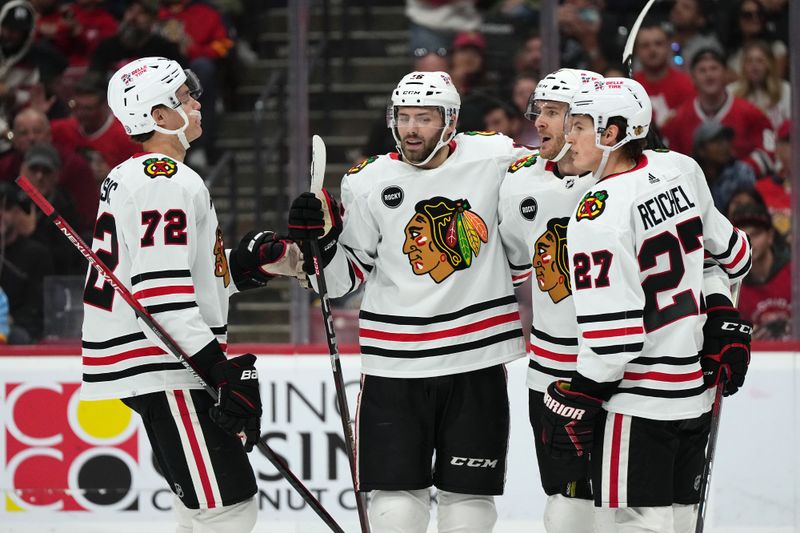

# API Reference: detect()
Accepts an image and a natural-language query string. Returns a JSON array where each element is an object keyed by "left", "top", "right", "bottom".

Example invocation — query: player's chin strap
[
  {"left": 549, "top": 138, "right": 572, "bottom": 163},
  {"left": 153, "top": 107, "right": 199, "bottom": 149},
  {"left": 593, "top": 129, "right": 631, "bottom": 179},
  {"left": 394, "top": 126, "right": 455, "bottom": 167}
]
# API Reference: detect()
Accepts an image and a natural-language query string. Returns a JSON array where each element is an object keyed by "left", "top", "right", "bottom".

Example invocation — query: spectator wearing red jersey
[
  {"left": 89, "top": 0, "right": 185, "bottom": 78},
  {"left": 661, "top": 48, "right": 774, "bottom": 177},
  {"left": 633, "top": 23, "right": 696, "bottom": 128},
  {"left": 756, "top": 119, "right": 791, "bottom": 238},
  {"left": 0, "top": 108, "right": 95, "bottom": 232},
  {"left": 731, "top": 202, "right": 791, "bottom": 340},
  {"left": 50, "top": 73, "right": 138, "bottom": 186},
  {"left": 34, "top": 0, "right": 117, "bottom": 67},
  {"left": 159, "top": 0, "right": 234, "bottom": 162}
]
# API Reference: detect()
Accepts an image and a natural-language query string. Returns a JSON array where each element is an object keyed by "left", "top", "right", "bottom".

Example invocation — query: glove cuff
[
  {"left": 192, "top": 339, "right": 227, "bottom": 384},
  {"left": 568, "top": 374, "right": 619, "bottom": 402}
]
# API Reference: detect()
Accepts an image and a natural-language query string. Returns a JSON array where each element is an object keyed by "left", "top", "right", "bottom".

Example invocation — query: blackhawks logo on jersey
[
  {"left": 533, "top": 217, "right": 571, "bottom": 304},
  {"left": 464, "top": 130, "right": 499, "bottom": 136},
  {"left": 402, "top": 196, "right": 488, "bottom": 283},
  {"left": 143, "top": 157, "right": 178, "bottom": 178},
  {"left": 213, "top": 227, "right": 230, "bottom": 287},
  {"left": 576, "top": 190, "right": 608, "bottom": 221},
  {"left": 508, "top": 153, "right": 537, "bottom": 173},
  {"left": 347, "top": 156, "right": 378, "bottom": 175}
]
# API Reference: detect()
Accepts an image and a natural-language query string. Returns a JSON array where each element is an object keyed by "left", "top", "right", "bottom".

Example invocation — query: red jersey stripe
[
  {"left": 133, "top": 285, "right": 195, "bottom": 299},
  {"left": 623, "top": 369, "right": 703, "bottom": 382},
  {"left": 83, "top": 346, "right": 166, "bottom": 366},
  {"left": 583, "top": 326, "right": 644, "bottom": 339},
  {"left": 609, "top": 413, "right": 623, "bottom": 508},
  {"left": 174, "top": 391, "right": 216, "bottom": 509},
  {"left": 360, "top": 312, "right": 519, "bottom": 342},
  {"left": 512, "top": 272, "right": 532, "bottom": 281},
  {"left": 531, "top": 344, "right": 578, "bottom": 363},
  {"left": 720, "top": 234, "right": 747, "bottom": 269}
]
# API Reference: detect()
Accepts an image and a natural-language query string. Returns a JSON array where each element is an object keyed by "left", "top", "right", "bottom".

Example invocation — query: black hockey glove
[
  {"left": 229, "top": 230, "right": 308, "bottom": 290},
  {"left": 287, "top": 189, "right": 342, "bottom": 275},
  {"left": 701, "top": 308, "right": 752, "bottom": 397},
  {"left": 541, "top": 380, "right": 604, "bottom": 458},
  {"left": 208, "top": 354, "right": 262, "bottom": 452}
]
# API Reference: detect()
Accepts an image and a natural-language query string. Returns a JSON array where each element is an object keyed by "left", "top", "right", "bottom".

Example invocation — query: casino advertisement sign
[{"left": 0, "top": 355, "right": 366, "bottom": 526}]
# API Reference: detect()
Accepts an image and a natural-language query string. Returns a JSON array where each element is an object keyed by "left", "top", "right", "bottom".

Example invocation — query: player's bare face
[
  {"left": 396, "top": 108, "right": 444, "bottom": 163},
  {"left": 565, "top": 115, "right": 602, "bottom": 172},
  {"left": 533, "top": 101, "right": 568, "bottom": 160}
]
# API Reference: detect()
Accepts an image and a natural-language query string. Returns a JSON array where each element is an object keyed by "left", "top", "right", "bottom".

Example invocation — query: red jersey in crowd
[
  {"left": 755, "top": 176, "right": 791, "bottom": 238},
  {"left": 50, "top": 115, "right": 138, "bottom": 168},
  {"left": 634, "top": 68, "right": 696, "bottom": 128},
  {"left": 739, "top": 259, "right": 792, "bottom": 341},
  {"left": 159, "top": 1, "right": 233, "bottom": 60},
  {"left": 37, "top": 4, "right": 117, "bottom": 66},
  {"left": 662, "top": 93, "right": 773, "bottom": 176}
]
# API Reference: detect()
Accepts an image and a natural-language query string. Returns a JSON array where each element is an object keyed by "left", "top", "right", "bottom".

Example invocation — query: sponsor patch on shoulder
[
  {"left": 508, "top": 153, "right": 537, "bottom": 173},
  {"left": 575, "top": 190, "right": 608, "bottom": 221},
  {"left": 347, "top": 155, "right": 378, "bottom": 175},
  {"left": 142, "top": 157, "right": 177, "bottom": 178}
]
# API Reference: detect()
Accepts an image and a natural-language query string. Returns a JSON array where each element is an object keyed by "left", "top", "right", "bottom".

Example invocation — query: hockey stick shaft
[
  {"left": 309, "top": 136, "right": 371, "bottom": 533},
  {"left": 16, "top": 175, "right": 345, "bottom": 533},
  {"left": 695, "top": 281, "right": 742, "bottom": 533}
]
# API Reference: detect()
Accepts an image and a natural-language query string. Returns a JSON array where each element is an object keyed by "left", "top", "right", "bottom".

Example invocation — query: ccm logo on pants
[{"left": 450, "top": 457, "right": 498, "bottom": 468}]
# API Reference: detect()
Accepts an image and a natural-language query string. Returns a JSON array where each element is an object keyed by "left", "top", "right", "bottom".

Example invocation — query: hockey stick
[
  {"left": 309, "top": 134, "right": 371, "bottom": 533},
  {"left": 15, "top": 175, "right": 345, "bottom": 533},
  {"left": 694, "top": 281, "right": 742, "bottom": 533},
  {"left": 621, "top": 0, "right": 667, "bottom": 150}
]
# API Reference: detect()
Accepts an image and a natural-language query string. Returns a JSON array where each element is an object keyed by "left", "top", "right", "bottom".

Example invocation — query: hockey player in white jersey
[
  {"left": 540, "top": 77, "right": 752, "bottom": 532},
  {"left": 82, "top": 57, "right": 306, "bottom": 533},
  {"left": 287, "top": 71, "right": 533, "bottom": 533},
  {"left": 498, "top": 68, "right": 604, "bottom": 533}
]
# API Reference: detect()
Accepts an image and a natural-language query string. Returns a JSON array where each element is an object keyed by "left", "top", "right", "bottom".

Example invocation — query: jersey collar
[{"left": 598, "top": 154, "right": 648, "bottom": 182}]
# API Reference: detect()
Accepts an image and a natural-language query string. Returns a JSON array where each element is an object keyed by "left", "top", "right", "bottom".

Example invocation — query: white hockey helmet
[
  {"left": 569, "top": 77, "right": 651, "bottom": 150},
  {"left": 107, "top": 57, "right": 202, "bottom": 147},
  {"left": 525, "top": 69, "right": 603, "bottom": 162},
  {"left": 388, "top": 71, "right": 461, "bottom": 167}
]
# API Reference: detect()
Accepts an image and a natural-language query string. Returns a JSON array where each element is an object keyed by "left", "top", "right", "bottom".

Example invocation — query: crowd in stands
[
  {"left": 385, "top": 0, "right": 792, "bottom": 341},
  {"left": 0, "top": 0, "right": 237, "bottom": 343}
]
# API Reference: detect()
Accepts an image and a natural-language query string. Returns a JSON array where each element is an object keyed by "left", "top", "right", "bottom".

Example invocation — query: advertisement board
[{"left": 1, "top": 350, "right": 798, "bottom": 533}]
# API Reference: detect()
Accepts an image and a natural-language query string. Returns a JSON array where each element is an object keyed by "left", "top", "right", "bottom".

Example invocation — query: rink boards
[{"left": 0, "top": 347, "right": 797, "bottom": 533}]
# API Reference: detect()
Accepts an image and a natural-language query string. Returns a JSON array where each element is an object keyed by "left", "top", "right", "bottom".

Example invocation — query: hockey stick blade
[
  {"left": 309, "top": 136, "right": 371, "bottom": 533},
  {"left": 622, "top": 0, "right": 657, "bottom": 77},
  {"left": 15, "top": 175, "right": 346, "bottom": 533}
]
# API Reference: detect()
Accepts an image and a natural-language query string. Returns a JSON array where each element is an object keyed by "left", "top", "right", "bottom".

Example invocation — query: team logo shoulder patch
[
  {"left": 519, "top": 197, "right": 538, "bottom": 221},
  {"left": 403, "top": 197, "right": 488, "bottom": 283},
  {"left": 143, "top": 157, "right": 177, "bottom": 178},
  {"left": 576, "top": 190, "right": 608, "bottom": 221},
  {"left": 508, "top": 153, "right": 537, "bottom": 173},
  {"left": 347, "top": 155, "right": 378, "bottom": 175},
  {"left": 382, "top": 186, "right": 404, "bottom": 208},
  {"left": 464, "top": 130, "right": 499, "bottom": 136}
]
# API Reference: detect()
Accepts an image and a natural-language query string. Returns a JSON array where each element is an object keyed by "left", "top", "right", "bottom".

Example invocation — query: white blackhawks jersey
[
  {"left": 319, "top": 132, "right": 532, "bottom": 378},
  {"left": 81, "top": 153, "right": 235, "bottom": 400},
  {"left": 498, "top": 154, "right": 598, "bottom": 392},
  {"left": 567, "top": 150, "right": 751, "bottom": 420}
]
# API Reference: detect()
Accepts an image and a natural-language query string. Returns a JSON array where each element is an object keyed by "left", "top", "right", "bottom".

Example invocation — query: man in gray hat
[
  {"left": 21, "top": 142, "right": 84, "bottom": 273},
  {"left": 692, "top": 120, "right": 756, "bottom": 211}
]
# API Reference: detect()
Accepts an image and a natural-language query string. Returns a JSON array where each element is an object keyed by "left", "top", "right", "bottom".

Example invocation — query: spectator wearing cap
[
  {"left": 731, "top": 202, "right": 792, "bottom": 340},
  {"left": 662, "top": 47, "right": 774, "bottom": 177},
  {"left": 21, "top": 143, "right": 84, "bottom": 274},
  {"left": 756, "top": 119, "right": 791, "bottom": 238},
  {"left": 0, "top": 0, "right": 67, "bottom": 121},
  {"left": 89, "top": 0, "right": 185, "bottom": 78},
  {"left": 0, "top": 108, "right": 96, "bottom": 231},
  {"left": 0, "top": 181, "right": 55, "bottom": 343},
  {"left": 633, "top": 23, "right": 696, "bottom": 128},
  {"left": 693, "top": 120, "right": 756, "bottom": 211},
  {"left": 406, "top": 0, "right": 480, "bottom": 72},
  {"left": 50, "top": 73, "right": 138, "bottom": 186},
  {"left": 668, "top": 0, "right": 722, "bottom": 69}
]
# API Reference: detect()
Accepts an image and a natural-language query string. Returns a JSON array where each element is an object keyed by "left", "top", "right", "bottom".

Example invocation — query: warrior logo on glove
[{"left": 402, "top": 196, "right": 488, "bottom": 283}]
